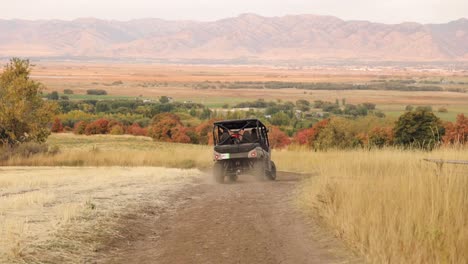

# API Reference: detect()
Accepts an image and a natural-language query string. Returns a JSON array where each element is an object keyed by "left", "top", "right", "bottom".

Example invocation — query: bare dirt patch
[{"left": 98, "top": 172, "right": 360, "bottom": 264}]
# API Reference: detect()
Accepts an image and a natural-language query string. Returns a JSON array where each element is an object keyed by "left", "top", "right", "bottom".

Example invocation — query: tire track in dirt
[{"left": 98, "top": 172, "right": 360, "bottom": 264}]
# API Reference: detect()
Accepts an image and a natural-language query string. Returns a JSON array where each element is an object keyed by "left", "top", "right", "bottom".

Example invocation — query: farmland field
[{"left": 29, "top": 62, "right": 468, "bottom": 120}]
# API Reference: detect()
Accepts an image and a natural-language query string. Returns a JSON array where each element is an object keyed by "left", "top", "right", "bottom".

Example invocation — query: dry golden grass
[
  {"left": 2, "top": 134, "right": 467, "bottom": 263},
  {"left": 0, "top": 167, "right": 202, "bottom": 263},
  {"left": 2, "top": 134, "right": 213, "bottom": 169},
  {"left": 295, "top": 148, "right": 468, "bottom": 263}
]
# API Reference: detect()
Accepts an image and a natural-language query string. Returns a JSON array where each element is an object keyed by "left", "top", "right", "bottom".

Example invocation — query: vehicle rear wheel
[
  {"left": 213, "top": 162, "right": 225, "bottom": 183},
  {"left": 252, "top": 160, "right": 266, "bottom": 180},
  {"left": 228, "top": 174, "right": 238, "bottom": 182},
  {"left": 267, "top": 161, "right": 277, "bottom": 181}
]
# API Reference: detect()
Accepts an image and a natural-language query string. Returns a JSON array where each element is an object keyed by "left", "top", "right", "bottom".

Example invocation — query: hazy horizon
[{"left": 1, "top": 0, "right": 467, "bottom": 24}]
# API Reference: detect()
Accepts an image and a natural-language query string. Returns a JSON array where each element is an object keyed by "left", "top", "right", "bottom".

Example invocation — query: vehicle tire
[
  {"left": 267, "top": 161, "right": 277, "bottom": 181},
  {"left": 213, "top": 162, "right": 225, "bottom": 183},
  {"left": 228, "top": 174, "right": 238, "bottom": 182},
  {"left": 253, "top": 160, "right": 266, "bottom": 180}
]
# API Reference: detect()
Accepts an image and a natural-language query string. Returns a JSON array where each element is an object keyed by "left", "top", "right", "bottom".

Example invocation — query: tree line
[{"left": 1, "top": 58, "right": 467, "bottom": 153}]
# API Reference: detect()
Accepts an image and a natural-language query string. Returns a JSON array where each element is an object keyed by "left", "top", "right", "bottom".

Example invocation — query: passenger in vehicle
[
  {"left": 251, "top": 128, "right": 259, "bottom": 143},
  {"left": 241, "top": 130, "right": 252, "bottom": 143},
  {"left": 219, "top": 129, "right": 232, "bottom": 145}
]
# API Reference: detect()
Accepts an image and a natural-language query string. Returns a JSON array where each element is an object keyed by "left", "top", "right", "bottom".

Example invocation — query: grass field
[
  {"left": 2, "top": 134, "right": 213, "bottom": 169},
  {"left": 298, "top": 148, "right": 468, "bottom": 263},
  {"left": 1, "top": 134, "right": 467, "bottom": 263},
  {"left": 0, "top": 166, "right": 201, "bottom": 263}
]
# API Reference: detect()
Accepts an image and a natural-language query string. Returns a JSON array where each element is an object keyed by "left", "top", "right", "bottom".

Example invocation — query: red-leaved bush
[
  {"left": 293, "top": 119, "right": 329, "bottom": 147},
  {"left": 51, "top": 118, "right": 64, "bottom": 133},
  {"left": 73, "top": 121, "right": 88, "bottom": 135},
  {"left": 85, "top": 118, "right": 109, "bottom": 135},
  {"left": 126, "top": 123, "right": 148, "bottom": 136},
  {"left": 268, "top": 126, "right": 291, "bottom": 149},
  {"left": 148, "top": 113, "right": 190, "bottom": 143},
  {"left": 443, "top": 114, "right": 468, "bottom": 145},
  {"left": 195, "top": 118, "right": 221, "bottom": 145},
  {"left": 368, "top": 126, "right": 394, "bottom": 148}
]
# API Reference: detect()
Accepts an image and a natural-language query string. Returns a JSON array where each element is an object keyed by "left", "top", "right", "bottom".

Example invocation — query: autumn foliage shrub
[
  {"left": 51, "top": 118, "right": 64, "bottom": 133},
  {"left": 443, "top": 114, "right": 468, "bottom": 145},
  {"left": 109, "top": 125, "right": 125, "bottom": 135},
  {"left": 126, "top": 123, "right": 148, "bottom": 136},
  {"left": 368, "top": 126, "right": 394, "bottom": 148},
  {"left": 85, "top": 118, "right": 109, "bottom": 135},
  {"left": 268, "top": 126, "right": 291, "bottom": 149},
  {"left": 73, "top": 121, "right": 88, "bottom": 135},
  {"left": 293, "top": 119, "right": 329, "bottom": 148},
  {"left": 195, "top": 119, "right": 220, "bottom": 145},
  {"left": 107, "top": 120, "right": 125, "bottom": 135},
  {"left": 148, "top": 113, "right": 191, "bottom": 143}
]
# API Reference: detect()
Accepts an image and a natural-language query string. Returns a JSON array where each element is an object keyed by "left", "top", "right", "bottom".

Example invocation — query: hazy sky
[{"left": 1, "top": 0, "right": 466, "bottom": 24}]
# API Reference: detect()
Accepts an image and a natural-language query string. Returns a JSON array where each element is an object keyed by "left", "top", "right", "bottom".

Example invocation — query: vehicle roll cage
[{"left": 213, "top": 119, "right": 270, "bottom": 147}]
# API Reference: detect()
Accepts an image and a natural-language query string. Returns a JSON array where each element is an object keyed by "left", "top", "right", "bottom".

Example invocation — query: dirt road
[{"left": 99, "top": 172, "right": 359, "bottom": 264}]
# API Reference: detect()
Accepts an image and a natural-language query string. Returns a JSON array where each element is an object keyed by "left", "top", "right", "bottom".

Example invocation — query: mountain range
[{"left": 0, "top": 14, "right": 467, "bottom": 64}]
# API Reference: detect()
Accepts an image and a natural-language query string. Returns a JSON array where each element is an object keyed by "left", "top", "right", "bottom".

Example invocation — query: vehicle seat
[
  {"left": 219, "top": 131, "right": 232, "bottom": 145},
  {"left": 251, "top": 129, "right": 259, "bottom": 142},
  {"left": 241, "top": 131, "right": 252, "bottom": 143}
]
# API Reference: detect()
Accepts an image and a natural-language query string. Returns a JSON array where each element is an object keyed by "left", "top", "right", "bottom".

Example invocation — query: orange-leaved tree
[
  {"left": 368, "top": 126, "right": 394, "bottom": 148},
  {"left": 443, "top": 114, "right": 468, "bottom": 145},
  {"left": 126, "top": 123, "right": 148, "bottom": 136},
  {"left": 195, "top": 118, "right": 222, "bottom": 145},
  {"left": 85, "top": 118, "right": 109, "bottom": 135},
  {"left": 51, "top": 118, "right": 64, "bottom": 133},
  {"left": 148, "top": 113, "right": 190, "bottom": 143},
  {"left": 268, "top": 126, "right": 291, "bottom": 149},
  {"left": 293, "top": 119, "right": 329, "bottom": 148}
]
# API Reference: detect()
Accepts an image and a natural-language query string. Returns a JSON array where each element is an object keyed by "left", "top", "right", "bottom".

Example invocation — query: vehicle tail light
[
  {"left": 214, "top": 152, "right": 220, "bottom": 160},
  {"left": 248, "top": 149, "right": 257, "bottom": 158}
]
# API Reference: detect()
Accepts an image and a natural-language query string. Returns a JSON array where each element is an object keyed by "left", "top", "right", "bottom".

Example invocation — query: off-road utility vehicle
[{"left": 212, "top": 119, "right": 276, "bottom": 183}]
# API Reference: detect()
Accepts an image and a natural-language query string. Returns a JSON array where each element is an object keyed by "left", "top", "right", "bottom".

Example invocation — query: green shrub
[
  {"left": 86, "top": 89, "right": 107, "bottom": 95},
  {"left": 394, "top": 109, "right": 444, "bottom": 149}
]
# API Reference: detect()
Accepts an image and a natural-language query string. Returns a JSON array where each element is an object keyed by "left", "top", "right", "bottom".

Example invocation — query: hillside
[{"left": 0, "top": 14, "right": 467, "bottom": 63}]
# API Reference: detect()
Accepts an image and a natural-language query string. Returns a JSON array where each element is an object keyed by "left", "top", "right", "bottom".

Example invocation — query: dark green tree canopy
[
  {"left": 0, "top": 58, "right": 57, "bottom": 146},
  {"left": 393, "top": 109, "right": 444, "bottom": 149}
]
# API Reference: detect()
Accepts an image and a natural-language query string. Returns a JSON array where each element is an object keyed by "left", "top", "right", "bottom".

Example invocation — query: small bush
[
  {"left": 73, "top": 121, "right": 88, "bottom": 135},
  {"left": 86, "top": 89, "right": 107, "bottom": 95},
  {"left": 63, "top": 89, "right": 74, "bottom": 94},
  {"left": 15, "top": 142, "right": 49, "bottom": 157},
  {"left": 109, "top": 125, "right": 125, "bottom": 135},
  {"left": 85, "top": 119, "right": 109, "bottom": 135},
  {"left": 0, "top": 142, "right": 58, "bottom": 161},
  {"left": 51, "top": 118, "right": 64, "bottom": 133},
  {"left": 437, "top": 107, "right": 448, "bottom": 113},
  {"left": 126, "top": 123, "right": 148, "bottom": 136},
  {"left": 47, "top": 91, "right": 59, "bottom": 100}
]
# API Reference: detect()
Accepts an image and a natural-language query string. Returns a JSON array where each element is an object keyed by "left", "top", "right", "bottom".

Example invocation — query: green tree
[
  {"left": 159, "top": 96, "right": 170, "bottom": 104},
  {"left": 0, "top": 58, "right": 57, "bottom": 146},
  {"left": 270, "top": 112, "right": 290, "bottom": 126},
  {"left": 393, "top": 110, "right": 444, "bottom": 149},
  {"left": 47, "top": 91, "right": 59, "bottom": 100}
]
